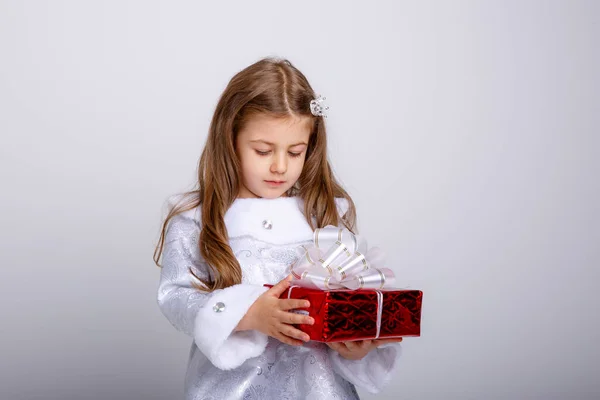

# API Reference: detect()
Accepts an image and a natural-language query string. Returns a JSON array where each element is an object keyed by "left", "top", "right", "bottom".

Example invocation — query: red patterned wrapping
[{"left": 275, "top": 285, "right": 423, "bottom": 343}]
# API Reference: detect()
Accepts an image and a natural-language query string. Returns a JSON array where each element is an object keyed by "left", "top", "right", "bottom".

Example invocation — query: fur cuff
[{"left": 193, "top": 284, "right": 269, "bottom": 370}]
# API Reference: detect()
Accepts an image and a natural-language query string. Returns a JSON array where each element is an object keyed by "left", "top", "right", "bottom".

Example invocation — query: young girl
[{"left": 154, "top": 57, "right": 403, "bottom": 399}]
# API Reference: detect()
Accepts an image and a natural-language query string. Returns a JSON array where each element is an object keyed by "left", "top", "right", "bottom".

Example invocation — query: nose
[{"left": 270, "top": 152, "right": 287, "bottom": 174}]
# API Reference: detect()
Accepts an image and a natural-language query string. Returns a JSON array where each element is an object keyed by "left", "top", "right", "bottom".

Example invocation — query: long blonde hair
[{"left": 154, "top": 57, "right": 356, "bottom": 291}]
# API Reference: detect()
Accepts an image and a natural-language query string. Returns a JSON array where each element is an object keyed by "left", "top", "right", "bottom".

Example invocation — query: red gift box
[{"left": 272, "top": 285, "right": 423, "bottom": 343}]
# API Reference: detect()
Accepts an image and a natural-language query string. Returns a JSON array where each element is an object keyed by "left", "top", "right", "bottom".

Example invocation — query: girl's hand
[
  {"left": 326, "top": 338, "right": 403, "bottom": 360},
  {"left": 236, "top": 275, "right": 314, "bottom": 346}
]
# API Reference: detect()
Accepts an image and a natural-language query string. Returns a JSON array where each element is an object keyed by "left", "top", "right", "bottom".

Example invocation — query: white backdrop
[{"left": 1, "top": 1, "right": 598, "bottom": 399}]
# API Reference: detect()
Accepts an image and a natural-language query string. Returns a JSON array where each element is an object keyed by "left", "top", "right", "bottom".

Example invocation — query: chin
[
  {"left": 243, "top": 182, "right": 291, "bottom": 199},
  {"left": 257, "top": 186, "right": 289, "bottom": 199},
  {"left": 260, "top": 191, "right": 286, "bottom": 199}
]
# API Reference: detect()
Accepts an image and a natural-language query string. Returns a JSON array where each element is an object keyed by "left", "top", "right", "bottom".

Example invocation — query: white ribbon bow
[{"left": 289, "top": 226, "right": 395, "bottom": 290}]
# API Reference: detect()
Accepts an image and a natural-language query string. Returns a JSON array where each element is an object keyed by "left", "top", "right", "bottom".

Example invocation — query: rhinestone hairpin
[{"left": 310, "top": 95, "right": 329, "bottom": 118}]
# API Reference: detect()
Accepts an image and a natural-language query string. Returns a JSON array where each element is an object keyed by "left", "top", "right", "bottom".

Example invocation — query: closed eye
[{"left": 255, "top": 150, "right": 303, "bottom": 158}]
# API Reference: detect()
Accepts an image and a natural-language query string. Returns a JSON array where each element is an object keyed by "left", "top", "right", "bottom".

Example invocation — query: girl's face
[{"left": 235, "top": 113, "right": 312, "bottom": 199}]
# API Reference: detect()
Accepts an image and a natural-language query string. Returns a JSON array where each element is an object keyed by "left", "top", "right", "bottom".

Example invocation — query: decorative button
[
  {"left": 213, "top": 302, "right": 225, "bottom": 313},
  {"left": 262, "top": 220, "right": 273, "bottom": 230}
]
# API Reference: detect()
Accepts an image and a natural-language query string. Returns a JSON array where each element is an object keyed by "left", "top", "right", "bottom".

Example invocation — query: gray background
[{"left": 1, "top": 0, "right": 598, "bottom": 399}]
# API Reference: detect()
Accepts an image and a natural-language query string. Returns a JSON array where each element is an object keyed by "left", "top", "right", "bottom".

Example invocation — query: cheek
[
  {"left": 238, "top": 148, "right": 254, "bottom": 165},
  {"left": 291, "top": 159, "right": 306, "bottom": 176},
  {"left": 240, "top": 153, "right": 263, "bottom": 177},
  {"left": 237, "top": 152, "right": 250, "bottom": 178}
]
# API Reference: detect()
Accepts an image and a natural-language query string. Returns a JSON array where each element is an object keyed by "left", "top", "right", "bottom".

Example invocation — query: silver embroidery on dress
[{"left": 157, "top": 201, "right": 390, "bottom": 400}]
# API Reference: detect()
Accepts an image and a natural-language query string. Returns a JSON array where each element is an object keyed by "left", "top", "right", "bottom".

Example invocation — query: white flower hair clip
[{"left": 310, "top": 95, "right": 329, "bottom": 118}]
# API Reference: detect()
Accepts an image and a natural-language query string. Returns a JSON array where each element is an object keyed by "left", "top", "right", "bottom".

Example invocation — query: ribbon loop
[{"left": 290, "top": 225, "right": 395, "bottom": 291}]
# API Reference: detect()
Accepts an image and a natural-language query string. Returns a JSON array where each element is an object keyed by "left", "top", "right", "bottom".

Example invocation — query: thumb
[{"left": 268, "top": 275, "right": 293, "bottom": 297}]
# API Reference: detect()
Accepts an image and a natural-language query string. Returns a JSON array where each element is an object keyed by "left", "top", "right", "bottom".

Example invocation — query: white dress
[{"left": 157, "top": 196, "right": 401, "bottom": 400}]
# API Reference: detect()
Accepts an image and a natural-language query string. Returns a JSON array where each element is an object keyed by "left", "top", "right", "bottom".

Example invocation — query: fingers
[
  {"left": 274, "top": 332, "right": 304, "bottom": 347},
  {"left": 372, "top": 338, "right": 403, "bottom": 347},
  {"left": 281, "top": 324, "right": 310, "bottom": 343},
  {"left": 266, "top": 308, "right": 312, "bottom": 346},
  {"left": 344, "top": 341, "right": 359, "bottom": 351},
  {"left": 279, "top": 298, "right": 310, "bottom": 311},
  {"left": 268, "top": 275, "right": 293, "bottom": 297},
  {"left": 270, "top": 323, "right": 309, "bottom": 346},
  {"left": 326, "top": 342, "right": 344, "bottom": 352},
  {"left": 279, "top": 310, "right": 314, "bottom": 326},
  {"left": 344, "top": 340, "right": 375, "bottom": 351}
]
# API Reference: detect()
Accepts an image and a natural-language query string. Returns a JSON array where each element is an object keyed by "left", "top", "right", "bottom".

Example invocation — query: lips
[{"left": 265, "top": 180, "right": 286, "bottom": 187}]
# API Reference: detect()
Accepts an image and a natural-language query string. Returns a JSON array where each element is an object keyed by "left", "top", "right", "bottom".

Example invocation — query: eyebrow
[{"left": 250, "top": 139, "right": 308, "bottom": 147}]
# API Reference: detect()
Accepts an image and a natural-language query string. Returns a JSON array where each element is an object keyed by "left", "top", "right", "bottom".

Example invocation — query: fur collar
[{"left": 175, "top": 196, "right": 349, "bottom": 245}]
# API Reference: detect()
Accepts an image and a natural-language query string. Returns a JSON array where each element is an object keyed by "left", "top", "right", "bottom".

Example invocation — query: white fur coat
[{"left": 157, "top": 196, "right": 401, "bottom": 400}]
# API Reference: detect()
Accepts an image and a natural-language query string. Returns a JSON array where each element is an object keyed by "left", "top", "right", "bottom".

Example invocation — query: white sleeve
[
  {"left": 328, "top": 342, "right": 402, "bottom": 394},
  {"left": 156, "top": 212, "right": 269, "bottom": 370}
]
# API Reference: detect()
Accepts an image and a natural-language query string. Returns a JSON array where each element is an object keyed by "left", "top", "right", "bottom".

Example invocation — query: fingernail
[
  {"left": 304, "top": 301, "right": 310, "bottom": 307},
  {"left": 307, "top": 318, "right": 315, "bottom": 325}
]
